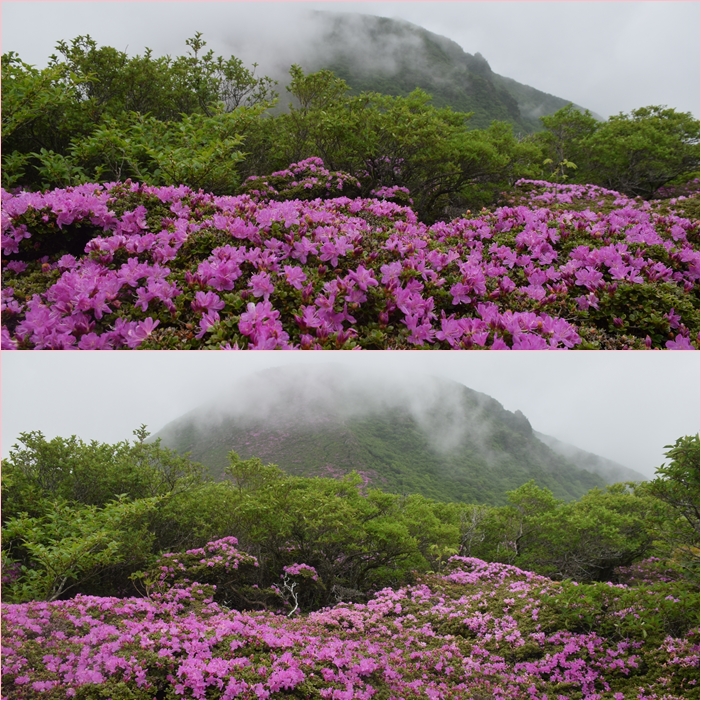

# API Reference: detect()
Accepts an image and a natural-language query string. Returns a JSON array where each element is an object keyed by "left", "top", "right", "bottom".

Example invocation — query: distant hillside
[
  {"left": 294, "top": 12, "right": 599, "bottom": 133},
  {"left": 153, "top": 365, "right": 618, "bottom": 505},
  {"left": 534, "top": 431, "right": 647, "bottom": 483}
]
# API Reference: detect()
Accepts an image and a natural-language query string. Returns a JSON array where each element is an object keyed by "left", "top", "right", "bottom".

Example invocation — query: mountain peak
[
  {"left": 153, "top": 366, "right": 632, "bottom": 505},
  {"left": 288, "top": 10, "right": 596, "bottom": 131}
]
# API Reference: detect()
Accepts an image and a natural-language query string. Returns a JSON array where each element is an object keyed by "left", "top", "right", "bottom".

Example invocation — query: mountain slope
[
  {"left": 298, "top": 12, "right": 598, "bottom": 133},
  {"left": 534, "top": 431, "right": 647, "bottom": 483},
  {"left": 153, "top": 365, "right": 615, "bottom": 505}
]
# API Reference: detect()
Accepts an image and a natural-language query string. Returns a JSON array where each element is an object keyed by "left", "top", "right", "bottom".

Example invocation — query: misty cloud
[
  {"left": 181, "top": 363, "right": 524, "bottom": 456},
  {"left": 215, "top": 10, "right": 464, "bottom": 109},
  {"left": 3, "top": 352, "right": 698, "bottom": 480}
]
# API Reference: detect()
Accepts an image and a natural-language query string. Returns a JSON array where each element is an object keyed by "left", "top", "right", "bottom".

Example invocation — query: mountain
[
  {"left": 152, "top": 365, "right": 631, "bottom": 505},
  {"left": 533, "top": 431, "right": 647, "bottom": 483},
  {"left": 291, "top": 11, "right": 599, "bottom": 133}
]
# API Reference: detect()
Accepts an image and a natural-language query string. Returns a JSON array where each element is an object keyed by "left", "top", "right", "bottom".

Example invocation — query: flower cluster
[
  {"left": 2, "top": 166, "right": 698, "bottom": 349},
  {"left": 651, "top": 178, "right": 700, "bottom": 201},
  {"left": 2, "top": 555, "right": 697, "bottom": 699},
  {"left": 612, "top": 557, "right": 682, "bottom": 586},
  {"left": 283, "top": 563, "right": 320, "bottom": 582},
  {"left": 143, "top": 537, "right": 259, "bottom": 597},
  {"left": 239, "top": 157, "right": 362, "bottom": 202}
]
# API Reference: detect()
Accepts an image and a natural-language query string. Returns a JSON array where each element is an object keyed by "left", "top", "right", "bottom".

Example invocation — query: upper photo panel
[{"left": 2, "top": 1, "right": 699, "bottom": 350}]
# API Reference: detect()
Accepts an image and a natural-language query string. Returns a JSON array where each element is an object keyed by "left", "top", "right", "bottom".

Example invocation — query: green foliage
[
  {"left": 642, "top": 435, "right": 700, "bottom": 578},
  {"left": 2, "top": 34, "right": 273, "bottom": 192},
  {"left": 148, "top": 481, "right": 242, "bottom": 554},
  {"left": 585, "top": 106, "right": 700, "bottom": 198},
  {"left": 539, "top": 577, "right": 699, "bottom": 645},
  {"left": 67, "top": 107, "right": 249, "bottom": 192},
  {"left": 587, "top": 281, "right": 699, "bottom": 350},
  {"left": 243, "top": 67, "right": 541, "bottom": 221},
  {"left": 0, "top": 52, "right": 86, "bottom": 144},
  {"left": 314, "top": 14, "right": 573, "bottom": 134},
  {"left": 225, "top": 451, "right": 285, "bottom": 492},
  {"left": 536, "top": 104, "right": 599, "bottom": 182},
  {"left": 469, "top": 482, "right": 659, "bottom": 581},
  {"left": 0, "top": 52, "right": 86, "bottom": 188},
  {"left": 4, "top": 34, "right": 697, "bottom": 225},
  {"left": 648, "top": 435, "right": 700, "bottom": 530},
  {"left": 536, "top": 104, "right": 700, "bottom": 198},
  {"left": 232, "top": 474, "right": 418, "bottom": 594},
  {"left": 0, "top": 426, "right": 697, "bottom": 623},
  {"left": 172, "top": 402, "right": 605, "bottom": 506},
  {"left": 525, "top": 485, "right": 658, "bottom": 581},
  {"left": 2, "top": 496, "right": 159, "bottom": 602},
  {"left": 2, "top": 427, "right": 207, "bottom": 515},
  {"left": 47, "top": 33, "right": 277, "bottom": 121}
]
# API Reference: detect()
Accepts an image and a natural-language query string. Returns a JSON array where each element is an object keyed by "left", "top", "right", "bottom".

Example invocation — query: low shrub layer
[
  {"left": 2, "top": 161, "right": 698, "bottom": 349},
  {"left": 2, "top": 556, "right": 698, "bottom": 700}
]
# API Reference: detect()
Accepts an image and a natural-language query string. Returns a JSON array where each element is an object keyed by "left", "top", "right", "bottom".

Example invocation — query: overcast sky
[
  {"left": 2, "top": 351, "right": 699, "bottom": 479},
  {"left": 1, "top": 1, "right": 699, "bottom": 119}
]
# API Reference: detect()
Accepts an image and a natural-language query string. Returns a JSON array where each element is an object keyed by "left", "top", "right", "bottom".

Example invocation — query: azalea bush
[
  {"left": 2, "top": 159, "right": 698, "bottom": 350},
  {"left": 2, "top": 554, "right": 698, "bottom": 700}
]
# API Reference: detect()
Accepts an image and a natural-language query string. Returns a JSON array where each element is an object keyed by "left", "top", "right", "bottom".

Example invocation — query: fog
[
  {"left": 182, "top": 363, "right": 505, "bottom": 455},
  {"left": 2, "top": 1, "right": 698, "bottom": 119}
]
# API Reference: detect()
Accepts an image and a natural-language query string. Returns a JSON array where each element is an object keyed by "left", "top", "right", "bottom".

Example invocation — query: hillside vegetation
[
  {"left": 153, "top": 368, "right": 614, "bottom": 504},
  {"left": 1, "top": 429, "right": 699, "bottom": 699},
  {"left": 304, "top": 11, "right": 595, "bottom": 133}
]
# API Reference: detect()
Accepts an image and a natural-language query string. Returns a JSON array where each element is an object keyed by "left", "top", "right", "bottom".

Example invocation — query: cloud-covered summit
[{"left": 153, "top": 364, "right": 644, "bottom": 504}]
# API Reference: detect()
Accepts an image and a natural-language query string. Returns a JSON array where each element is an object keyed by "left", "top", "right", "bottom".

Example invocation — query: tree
[
  {"left": 466, "top": 481, "right": 658, "bottom": 581},
  {"left": 2, "top": 429, "right": 207, "bottom": 510},
  {"left": 528, "top": 484, "right": 657, "bottom": 581},
  {"left": 648, "top": 435, "right": 700, "bottom": 532},
  {"left": 644, "top": 435, "right": 700, "bottom": 577},
  {"left": 0, "top": 53, "right": 87, "bottom": 188},
  {"left": 2, "top": 496, "right": 159, "bottom": 603},
  {"left": 225, "top": 451, "right": 285, "bottom": 492},
  {"left": 536, "top": 103, "right": 599, "bottom": 182},
  {"left": 66, "top": 106, "right": 250, "bottom": 192},
  {"left": 583, "top": 106, "right": 700, "bottom": 198},
  {"left": 505, "top": 480, "right": 561, "bottom": 558},
  {"left": 2, "top": 34, "right": 275, "bottom": 191},
  {"left": 254, "top": 68, "right": 540, "bottom": 221}
]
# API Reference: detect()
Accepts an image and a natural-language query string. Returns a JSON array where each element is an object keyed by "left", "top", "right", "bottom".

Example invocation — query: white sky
[
  {"left": 2, "top": 351, "right": 699, "bottom": 479},
  {"left": 1, "top": 0, "right": 699, "bottom": 119}
]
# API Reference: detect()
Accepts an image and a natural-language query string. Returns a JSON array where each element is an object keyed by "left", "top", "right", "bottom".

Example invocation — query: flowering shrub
[
  {"left": 2, "top": 556, "right": 698, "bottom": 699},
  {"left": 136, "top": 536, "right": 262, "bottom": 611},
  {"left": 613, "top": 557, "right": 683, "bottom": 586},
  {"left": 651, "top": 178, "right": 700, "bottom": 201},
  {"left": 283, "top": 563, "right": 320, "bottom": 582},
  {"left": 280, "top": 564, "right": 323, "bottom": 617},
  {"left": 239, "top": 157, "right": 362, "bottom": 203},
  {"left": 2, "top": 163, "right": 698, "bottom": 349}
]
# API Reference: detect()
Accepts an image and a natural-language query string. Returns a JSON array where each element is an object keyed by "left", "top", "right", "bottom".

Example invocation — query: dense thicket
[
  {"left": 2, "top": 34, "right": 698, "bottom": 222},
  {"left": 2, "top": 428, "right": 698, "bottom": 606}
]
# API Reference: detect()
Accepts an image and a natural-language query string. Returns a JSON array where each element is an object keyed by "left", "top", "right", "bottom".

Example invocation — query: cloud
[{"left": 177, "top": 363, "right": 558, "bottom": 459}]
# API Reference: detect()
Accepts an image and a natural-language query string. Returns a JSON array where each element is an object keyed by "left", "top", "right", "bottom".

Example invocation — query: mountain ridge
[
  {"left": 293, "top": 11, "right": 600, "bottom": 133},
  {"left": 534, "top": 431, "right": 647, "bottom": 484},
  {"left": 152, "top": 365, "right": 641, "bottom": 505}
]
